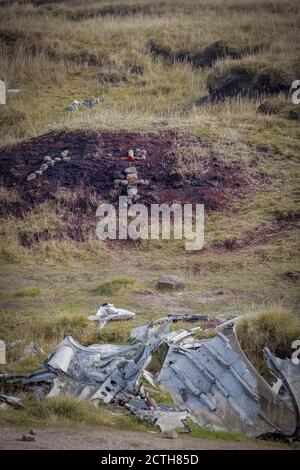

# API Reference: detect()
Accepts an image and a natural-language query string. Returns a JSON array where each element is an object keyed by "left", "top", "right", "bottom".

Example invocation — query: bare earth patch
[
  {"left": 0, "top": 130, "right": 250, "bottom": 213},
  {"left": 0, "top": 426, "right": 287, "bottom": 450}
]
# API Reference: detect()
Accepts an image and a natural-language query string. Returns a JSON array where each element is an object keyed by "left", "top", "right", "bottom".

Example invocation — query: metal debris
[
  {"left": 24, "top": 342, "right": 44, "bottom": 356},
  {"left": 169, "top": 313, "right": 209, "bottom": 323},
  {"left": 0, "top": 394, "right": 24, "bottom": 408},
  {"left": 264, "top": 347, "right": 300, "bottom": 438},
  {"left": 159, "top": 324, "right": 299, "bottom": 437},
  {"left": 131, "top": 324, "right": 159, "bottom": 342},
  {"left": 44, "top": 333, "right": 163, "bottom": 403},
  {"left": 1, "top": 313, "right": 299, "bottom": 439},
  {"left": 15, "top": 341, "right": 45, "bottom": 363},
  {"left": 66, "top": 98, "right": 100, "bottom": 111},
  {"left": 160, "top": 331, "right": 268, "bottom": 435},
  {"left": 125, "top": 398, "right": 189, "bottom": 432},
  {"left": 88, "top": 303, "right": 136, "bottom": 329}
]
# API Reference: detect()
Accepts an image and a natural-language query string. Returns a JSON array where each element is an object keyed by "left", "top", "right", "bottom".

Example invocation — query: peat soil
[{"left": 0, "top": 130, "right": 249, "bottom": 214}]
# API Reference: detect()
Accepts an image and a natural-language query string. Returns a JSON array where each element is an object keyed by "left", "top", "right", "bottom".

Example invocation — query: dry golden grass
[{"left": 0, "top": 0, "right": 299, "bottom": 145}]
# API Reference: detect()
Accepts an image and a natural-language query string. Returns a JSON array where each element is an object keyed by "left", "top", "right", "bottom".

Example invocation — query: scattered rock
[
  {"left": 62, "top": 156, "right": 71, "bottom": 162},
  {"left": 127, "top": 186, "right": 138, "bottom": 198},
  {"left": 54, "top": 157, "right": 61, "bottom": 162},
  {"left": 43, "top": 156, "right": 52, "bottom": 162},
  {"left": 35, "top": 170, "right": 43, "bottom": 176},
  {"left": 162, "top": 430, "right": 178, "bottom": 439},
  {"left": 114, "top": 179, "right": 122, "bottom": 189},
  {"left": 109, "top": 189, "right": 120, "bottom": 199},
  {"left": 157, "top": 275, "right": 186, "bottom": 291},
  {"left": 125, "top": 166, "right": 137, "bottom": 175},
  {"left": 20, "top": 434, "right": 35, "bottom": 442},
  {"left": 139, "top": 179, "right": 150, "bottom": 186},
  {"left": 61, "top": 150, "right": 69, "bottom": 158},
  {"left": 26, "top": 173, "right": 36, "bottom": 181},
  {"left": 135, "top": 148, "right": 147, "bottom": 158},
  {"left": 40, "top": 163, "right": 48, "bottom": 171},
  {"left": 126, "top": 174, "right": 138, "bottom": 186}
]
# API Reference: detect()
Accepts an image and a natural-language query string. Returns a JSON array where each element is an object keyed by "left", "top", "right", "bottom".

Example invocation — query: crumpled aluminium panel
[
  {"left": 159, "top": 326, "right": 298, "bottom": 437},
  {"left": 0, "top": 394, "right": 24, "bottom": 408},
  {"left": 1, "top": 319, "right": 299, "bottom": 438},
  {"left": 0, "top": 369, "right": 56, "bottom": 398},
  {"left": 223, "top": 325, "right": 299, "bottom": 438},
  {"left": 88, "top": 303, "right": 136, "bottom": 329},
  {"left": 264, "top": 347, "right": 300, "bottom": 438},
  {"left": 125, "top": 398, "right": 189, "bottom": 432},
  {"left": 45, "top": 335, "right": 162, "bottom": 403}
]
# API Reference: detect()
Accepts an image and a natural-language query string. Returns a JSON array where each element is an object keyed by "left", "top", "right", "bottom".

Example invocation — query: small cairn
[{"left": 110, "top": 149, "right": 149, "bottom": 205}]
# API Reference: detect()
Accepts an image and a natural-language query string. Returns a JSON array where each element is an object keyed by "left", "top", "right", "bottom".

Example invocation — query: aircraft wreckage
[{"left": 1, "top": 311, "right": 299, "bottom": 438}]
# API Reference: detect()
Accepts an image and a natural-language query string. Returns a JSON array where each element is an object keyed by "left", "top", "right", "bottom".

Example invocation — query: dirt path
[{"left": 0, "top": 426, "right": 287, "bottom": 450}]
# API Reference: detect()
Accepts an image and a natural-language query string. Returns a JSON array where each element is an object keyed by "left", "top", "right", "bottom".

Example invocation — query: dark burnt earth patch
[{"left": 0, "top": 130, "right": 251, "bottom": 214}]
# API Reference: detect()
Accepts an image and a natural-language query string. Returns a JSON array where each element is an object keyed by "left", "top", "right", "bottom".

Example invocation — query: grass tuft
[
  {"left": 93, "top": 277, "right": 136, "bottom": 296},
  {"left": 14, "top": 287, "right": 42, "bottom": 298},
  {"left": 236, "top": 307, "right": 300, "bottom": 378}
]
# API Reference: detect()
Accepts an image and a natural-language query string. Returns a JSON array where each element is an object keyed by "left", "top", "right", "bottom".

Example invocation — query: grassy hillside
[{"left": 0, "top": 0, "right": 299, "bottom": 386}]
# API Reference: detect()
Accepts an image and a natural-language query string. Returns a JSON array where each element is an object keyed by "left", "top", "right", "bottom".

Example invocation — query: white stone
[
  {"left": 125, "top": 166, "right": 137, "bottom": 175},
  {"left": 157, "top": 275, "right": 186, "bottom": 290},
  {"left": 127, "top": 186, "right": 138, "bottom": 198},
  {"left": 26, "top": 173, "right": 36, "bottom": 181}
]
